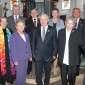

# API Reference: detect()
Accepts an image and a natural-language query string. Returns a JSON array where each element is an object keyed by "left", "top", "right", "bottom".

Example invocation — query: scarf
[
  {"left": 0, "top": 26, "right": 6, "bottom": 75},
  {"left": 6, "top": 28, "right": 16, "bottom": 75},
  {"left": 0, "top": 26, "right": 16, "bottom": 76}
]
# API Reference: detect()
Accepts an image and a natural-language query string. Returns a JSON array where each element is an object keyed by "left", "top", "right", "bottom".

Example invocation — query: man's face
[
  {"left": 13, "top": 7, "right": 20, "bottom": 16},
  {"left": 73, "top": 9, "right": 80, "bottom": 18},
  {"left": 31, "top": 9, "right": 38, "bottom": 18},
  {"left": 40, "top": 15, "right": 49, "bottom": 27},
  {"left": 66, "top": 20, "right": 75, "bottom": 31}
]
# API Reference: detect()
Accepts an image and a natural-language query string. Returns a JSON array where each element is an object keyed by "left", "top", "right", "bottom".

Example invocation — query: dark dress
[{"left": 0, "top": 28, "right": 16, "bottom": 84}]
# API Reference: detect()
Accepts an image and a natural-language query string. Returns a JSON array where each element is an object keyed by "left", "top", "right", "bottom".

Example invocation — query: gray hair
[
  {"left": 15, "top": 19, "right": 26, "bottom": 28},
  {"left": 65, "top": 16, "right": 76, "bottom": 26},
  {"left": 40, "top": 13, "right": 49, "bottom": 19},
  {"left": 12, "top": 5, "right": 20, "bottom": 10},
  {"left": 73, "top": 8, "right": 80, "bottom": 13}
]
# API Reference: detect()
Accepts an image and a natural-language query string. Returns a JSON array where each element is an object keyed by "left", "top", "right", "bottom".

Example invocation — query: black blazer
[
  {"left": 32, "top": 25, "right": 57, "bottom": 62},
  {"left": 77, "top": 18, "right": 85, "bottom": 36},
  {"left": 58, "top": 28, "right": 85, "bottom": 66},
  {"left": 25, "top": 17, "right": 40, "bottom": 44}
]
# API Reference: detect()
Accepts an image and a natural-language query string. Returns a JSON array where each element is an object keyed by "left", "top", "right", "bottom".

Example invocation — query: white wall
[
  {"left": 0, "top": 0, "right": 84, "bottom": 18},
  {"left": 1, "top": 0, "right": 23, "bottom": 17},
  {"left": 56, "top": 0, "right": 84, "bottom": 19}
]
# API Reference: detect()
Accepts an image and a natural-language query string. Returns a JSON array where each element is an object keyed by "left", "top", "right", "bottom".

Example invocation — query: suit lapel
[
  {"left": 69, "top": 29, "right": 75, "bottom": 42},
  {"left": 63, "top": 29, "right": 66, "bottom": 49},
  {"left": 31, "top": 18, "right": 34, "bottom": 26},
  {"left": 16, "top": 31, "right": 26, "bottom": 43},
  {"left": 38, "top": 26, "right": 42, "bottom": 42},
  {"left": 37, "top": 18, "right": 40, "bottom": 25},
  {"left": 12, "top": 16, "right": 16, "bottom": 24},
  {"left": 78, "top": 18, "right": 82, "bottom": 28}
]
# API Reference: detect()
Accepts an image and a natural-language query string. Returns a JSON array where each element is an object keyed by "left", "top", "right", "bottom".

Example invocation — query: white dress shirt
[
  {"left": 14, "top": 15, "right": 19, "bottom": 22},
  {"left": 20, "top": 34, "right": 26, "bottom": 42},
  {"left": 63, "top": 29, "right": 71, "bottom": 65},
  {"left": 76, "top": 18, "right": 80, "bottom": 25},
  {"left": 32, "top": 18, "right": 38, "bottom": 27},
  {"left": 75, "top": 18, "right": 80, "bottom": 29}
]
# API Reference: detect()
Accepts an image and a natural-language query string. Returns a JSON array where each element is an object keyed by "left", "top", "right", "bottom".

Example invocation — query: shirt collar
[
  {"left": 33, "top": 18, "right": 37, "bottom": 21},
  {"left": 14, "top": 15, "right": 19, "bottom": 19}
]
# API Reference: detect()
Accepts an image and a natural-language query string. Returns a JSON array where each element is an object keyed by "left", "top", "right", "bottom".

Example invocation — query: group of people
[{"left": 0, "top": 4, "right": 85, "bottom": 85}]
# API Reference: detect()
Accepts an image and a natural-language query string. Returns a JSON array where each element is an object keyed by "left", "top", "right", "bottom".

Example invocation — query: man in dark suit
[
  {"left": 72, "top": 8, "right": 85, "bottom": 76},
  {"left": 32, "top": 14, "right": 57, "bottom": 85},
  {"left": 72, "top": 8, "right": 85, "bottom": 36},
  {"left": 58, "top": 17, "right": 85, "bottom": 85},
  {"left": 25, "top": 8, "right": 40, "bottom": 47},
  {"left": 7, "top": 5, "right": 25, "bottom": 32},
  {"left": 25, "top": 8, "right": 40, "bottom": 74}
]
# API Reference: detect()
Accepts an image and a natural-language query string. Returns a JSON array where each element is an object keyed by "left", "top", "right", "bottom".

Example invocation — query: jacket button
[{"left": 26, "top": 52, "right": 28, "bottom": 53}]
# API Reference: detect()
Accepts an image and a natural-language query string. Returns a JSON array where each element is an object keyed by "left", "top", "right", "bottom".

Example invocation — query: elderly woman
[
  {"left": 49, "top": 8, "right": 65, "bottom": 36},
  {"left": 10, "top": 19, "right": 32, "bottom": 85},
  {"left": 0, "top": 17, "right": 16, "bottom": 85},
  {"left": 58, "top": 16, "right": 85, "bottom": 85},
  {"left": 48, "top": 8, "right": 65, "bottom": 75}
]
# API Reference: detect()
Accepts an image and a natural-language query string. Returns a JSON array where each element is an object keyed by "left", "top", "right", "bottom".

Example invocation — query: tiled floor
[{"left": 6, "top": 62, "right": 85, "bottom": 85}]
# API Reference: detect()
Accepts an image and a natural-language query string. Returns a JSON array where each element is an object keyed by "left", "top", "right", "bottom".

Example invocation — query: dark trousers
[
  {"left": 61, "top": 64, "right": 77, "bottom": 85},
  {"left": 35, "top": 61, "right": 52, "bottom": 85},
  {"left": 27, "top": 61, "right": 32, "bottom": 74}
]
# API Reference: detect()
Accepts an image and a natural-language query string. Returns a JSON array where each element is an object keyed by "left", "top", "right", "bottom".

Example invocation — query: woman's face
[
  {"left": 16, "top": 22, "right": 25, "bottom": 32},
  {"left": 52, "top": 10, "right": 59, "bottom": 18},
  {"left": 66, "top": 20, "right": 75, "bottom": 31},
  {"left": 0, "top": 18, "right": 7, "bottom": 29}
]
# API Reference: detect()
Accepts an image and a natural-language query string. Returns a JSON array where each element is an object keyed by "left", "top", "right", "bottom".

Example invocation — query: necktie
[
  {"left": 42, "top": 27, "right": 45, "bottom": 41},
  {"left": 34, "top": 19, "right": 36, "bottom": 27},
  {"left": 15, "top": 16, "right": 17, "bottom": 23},
  {"left": 75, "top": 19, "right": 78, "bottom": 29}
]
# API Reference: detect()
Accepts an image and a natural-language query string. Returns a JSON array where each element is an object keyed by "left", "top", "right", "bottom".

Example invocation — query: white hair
[{"left": 40, "top": 13, "right": 49, "bottom": 19}]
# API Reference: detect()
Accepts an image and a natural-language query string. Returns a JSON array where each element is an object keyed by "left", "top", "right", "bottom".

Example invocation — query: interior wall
[
  {"left": 0, "top": 0, "right": 84, "bottom": 18},
  {"left": 56, "top": 0, "right": 84, "bottom": 19},
  {"left": 0, "top": 0, "right": 23, "bottom": 17}
]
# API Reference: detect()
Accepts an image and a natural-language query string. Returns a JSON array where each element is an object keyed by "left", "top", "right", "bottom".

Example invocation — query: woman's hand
[
  {"left": 14, "top": 62, "right": 18, "bottom": 66},
  {"left": 29, "top": 57, "right": 32, "bottom": 62},
  {"left": 53, "top": 56, "right": 56, "bottom": 61}
]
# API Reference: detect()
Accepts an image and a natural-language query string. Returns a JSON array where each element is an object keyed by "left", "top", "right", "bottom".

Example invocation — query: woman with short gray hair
[
  {"left": 10, "top": 19, "right": 32, "bottom": 85},
  {"left": 48, "top": 8, "right": 65, "bottom": 75},
  {"left": 65, "top": 16, "right": 76, "bottom": 26},
  {"left": 58, "top": 16, "right": 85, "bottom": 85}
]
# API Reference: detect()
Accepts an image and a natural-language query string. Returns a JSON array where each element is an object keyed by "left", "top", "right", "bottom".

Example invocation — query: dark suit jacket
[
  {"left": 7, "top": 15, "right": 25, "bottom": 32},
  {"left": 25, "top": 17, "right": 40, "bottom": 46},
  {"left": 32, "top": 25, "right": 57, "bottom": 62},
  {"left": 58, "top": 28, "right": 85, "bottom": 66},
  {"left": 77, "top": 18, "right": 85, "bottom": 36}
]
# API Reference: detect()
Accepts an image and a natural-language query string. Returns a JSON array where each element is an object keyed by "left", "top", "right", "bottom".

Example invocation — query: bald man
[{"left": 32, "top": 14, "right": 57, "bottom": 85}]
